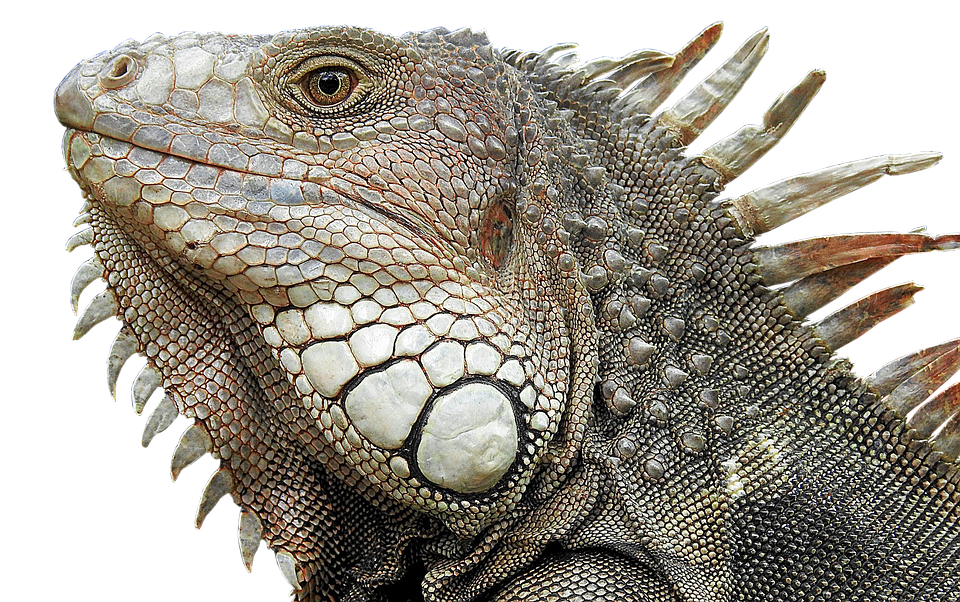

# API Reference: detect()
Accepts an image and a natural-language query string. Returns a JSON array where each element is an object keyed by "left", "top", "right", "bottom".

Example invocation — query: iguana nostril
[
  {"left": 54, "top": 65, "right": 95, "bottom": 129},
  {"left": 98, "top": 54, "right": 138, "bottom": 89}
]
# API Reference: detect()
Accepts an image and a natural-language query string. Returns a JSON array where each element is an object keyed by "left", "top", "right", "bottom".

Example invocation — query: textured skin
[{"left": 54, "top": 18, "right": 955, "bottom": 597}]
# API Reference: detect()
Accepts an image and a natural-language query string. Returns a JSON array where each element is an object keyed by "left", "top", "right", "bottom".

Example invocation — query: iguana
[{"left": 55, "top": 23, "right": 960, "bottom": 601}]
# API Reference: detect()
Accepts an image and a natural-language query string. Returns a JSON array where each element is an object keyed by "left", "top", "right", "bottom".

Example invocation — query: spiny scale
[
  {"left": 703, "top": 69, "right": 825, "bottom": 182},
  {"left": 69, "top": 256, "right": 103, "bottom": 313},
  {"left": 170, "top": 423, "right": 212, "bottom": 481},
  {"left": 72, "top": 289, "right": 117, "bottom": 340},
  {"left": 813, "top": 283, "right": 922, "bottom": 351},
  {"left": 725, "top": 152, "right": 942, "bottom": 237},
  {"left": 656, "top": 26, "right": 769, "bottom": 145},
  {"left": 623, "top": 22, "right": 723, "bottom": 115},
  {"left": 196, "top": 469, "right": 234, "bottom": 529},
  {"left": 238, "top": 509, "right": 263, "bottom": 572},
  {"left": 106, "top": 327, "right": 137, "bottom": 398}
]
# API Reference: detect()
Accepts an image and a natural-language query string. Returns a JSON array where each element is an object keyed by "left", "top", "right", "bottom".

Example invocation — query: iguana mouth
[{"left": 61, "top": 123, "right": 442, "bottom": 260}]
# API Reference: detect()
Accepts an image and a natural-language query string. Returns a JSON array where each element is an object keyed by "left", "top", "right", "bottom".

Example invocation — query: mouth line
[{"left": 66, "top": 126, "right": 444, "bottom": 250}]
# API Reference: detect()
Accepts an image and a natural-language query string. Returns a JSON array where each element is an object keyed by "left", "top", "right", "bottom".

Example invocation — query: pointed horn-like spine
[
  {"left": 726, "top": 153, "right": 942, "bottom": 237},
  {"left": 69, "top": 257, "right": 103, "bottom": 313},
  {"left": 908, "top": 382, "right": 960, "bottom": 462},
  {"left": 780, "top": 257, "right": 899, "bottom": 319},
  {"left": 65, "top": 227, "right": 93, "bottom": 252},
  {"left": 577, "top": 57, "right": 621, "bottom": 82},
  {"left": 625, "top": 22, "right": 724, "bottom": 115},
  {"left": 73, "top": 212, "right": 92, "bottom": 227},
  {"left": 866, "top": 339, "right": 960, "bottom": 397},
  {"left": 539, "top": 42, "right": 578, "bottom": 64},
  {"left": 275, "top": 551, "right": 303, "bottom": 591},
  {"left": 657, "top": 28, "right": 769, "bottom": 145},
  {"left": 73, "top": 289, "right": 118, "bottom": 340},
  {"left": 238, "top": 509, "right": 263, "bottom": 572},
  {"left": 907, "top": 382, "right": 960, "bottom": 441},
  {"left": 753, "top": 232, "right": 949, "bottom": 285},
  {"left": 171, "top": 423, "right": 212, "bottom": 481},
  {"left": 702, "top": 70, "right": 825, "bottom": 183},
  {"left": 131, "top": 365, "right": 161, "bottom": 414},
  {"left": 142, "top": 394, "right": 178, "bottom": 447},
  {"left": 864, "top": 337, "right": 960, "bottom": 462},
  {"left": 107, "top": 327, "right": 138, "bottom": 398},
  {"left": 780, "top": 226, "right": 957, "bottom": 318},
  {"left": 882, "top": 344, "right": 960, "bottom": 417},
  {"left": 574, "top": 48, "right": 674, "bottom": 88},
  {"left": 196, "top": 469, "right": 235, "bottom": 528},
  {"left": 606, "top": 50, "right": 674, "bottom": 88},
  {"left": 813, "top": 283, "right": 921, "bottom": 351}
]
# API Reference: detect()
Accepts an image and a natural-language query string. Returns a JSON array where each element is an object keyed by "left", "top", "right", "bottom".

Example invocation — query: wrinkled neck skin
[{"left": 60, "top": 26, "right": 601, "bottom": 598}]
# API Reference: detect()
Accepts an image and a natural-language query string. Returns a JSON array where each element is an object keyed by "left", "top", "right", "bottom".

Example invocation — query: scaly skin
[{"left": 56, "top": 25, "right": 959, "bottom": 601}]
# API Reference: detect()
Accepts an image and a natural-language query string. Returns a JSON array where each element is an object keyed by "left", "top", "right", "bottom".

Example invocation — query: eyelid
[
  {"left": 285, "top": 55, "right": 369, "bottom": 85},
  {"left": 282, "top": 55, "right": 374, "bottom": 113}
]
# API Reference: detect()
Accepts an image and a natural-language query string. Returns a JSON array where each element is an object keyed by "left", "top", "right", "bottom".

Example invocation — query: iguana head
[{"left": 56, "top": 25, "right": 602, "bottom": 593}]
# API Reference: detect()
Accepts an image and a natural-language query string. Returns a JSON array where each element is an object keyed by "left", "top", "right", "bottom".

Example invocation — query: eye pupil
[
  {"left": 315, "top": 71, "right": 342, "bottom": 95},
  {"left": 301, "top": 66, "right": 356, "bottom": 108}
]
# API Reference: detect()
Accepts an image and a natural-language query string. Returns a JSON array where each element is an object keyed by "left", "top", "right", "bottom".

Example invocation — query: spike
[
  {"left": 780, "top": 227, "right": 951, "bottom": 318},
  {"left": 131, "top": 365, "right": 161, "bottom": 414},
  {"left": 607, "top": 48, "right": 675, "bottom": 90},
  {"left": 714, "top": 415, "right": 734, "bottom": 435},
  {"left": 881, "top": 345, "right": 960, "bottom": 417},
  {"left": 238, "top": 509, "right": 263, "bottom": 572},
  {"left": 627, "top": 338, "right": 656, "bottom": 365},
  {"left": 703, "top": 70, "right": 825, "bottom": 183},
  {"left": 73, "top": 213, "right": 92, "bottom": 227},
  {"left": 73, "top": 289, "right": 118, "bottom": 340},
  {"left": 780, "top": 257, "right": 899, "bottom": 318},
  {"left": 814, "top": 283, "right": 921, "bottom": 351},
  {"left": 65, "top": 227, "right": 93, "bottom": 252},
  {"left": 107, "top": 327, "right": 138, "bottom": 398},
  {"left": 551, "top": 50, "right": 579, "bottom": 69},
  {"left": 69, "top": 256, "right": 103, "bottom": 313},
  {"left": 663, "top": 317, "right": 686, "bottom": 340},
  {"left": 612, "top": 388, "right": 637, "bottom": 413},
  {"left": 690, "top": 353, "right": 714, "bottom": 376},
  {"left": 866, "top": 339, "right": 960, "bottom": 396},
  {"left": 664, "top": 366, "right": 689, "bottom": 387},
  {"left": 539, "top": 42, "right": 578, "bottom": 64},
  {"left": 196, "top": 469, "right": 235, "bottom": 528},
  {"left": 171, "top": 423, "right": 212, "bottom": 481},
  {"left": 658, "top": 28, "right": 769, "bottom": 145},
  {"left": 754, "top": 232, "right": 949, "bottom": 285},
  {"left": 575, "top": 48, "right": 674, "bottom": 89},
  {"left": 625, "top": 22, "right": 724, "bottom": 114},
  {"left": 728, "top": 153, "right": 942, "bottom": 237},
  {"left": 908, "top": 383, "right": 960, "bottom": 440},
  {"left": 276, "top": 551, "right": 303, "bottom": 591},
  {"left": 142, "top": 394, "right": 178, "bottom": 447},
  {"left": 577, "top": 57, "right": 620, "bottom": 82}
]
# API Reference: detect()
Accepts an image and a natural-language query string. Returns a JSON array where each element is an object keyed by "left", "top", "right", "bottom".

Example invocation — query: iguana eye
[
  {"left": 284, "top": 57, "right": 372, "bottom": 114},
  {"left": 302, "top": 67, "right": 356, "bottom": 107}
]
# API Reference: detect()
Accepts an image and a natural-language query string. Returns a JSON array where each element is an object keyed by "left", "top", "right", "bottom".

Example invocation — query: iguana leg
[{"left": 488, "top": 550, "right": 678, "bottom": 601}]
